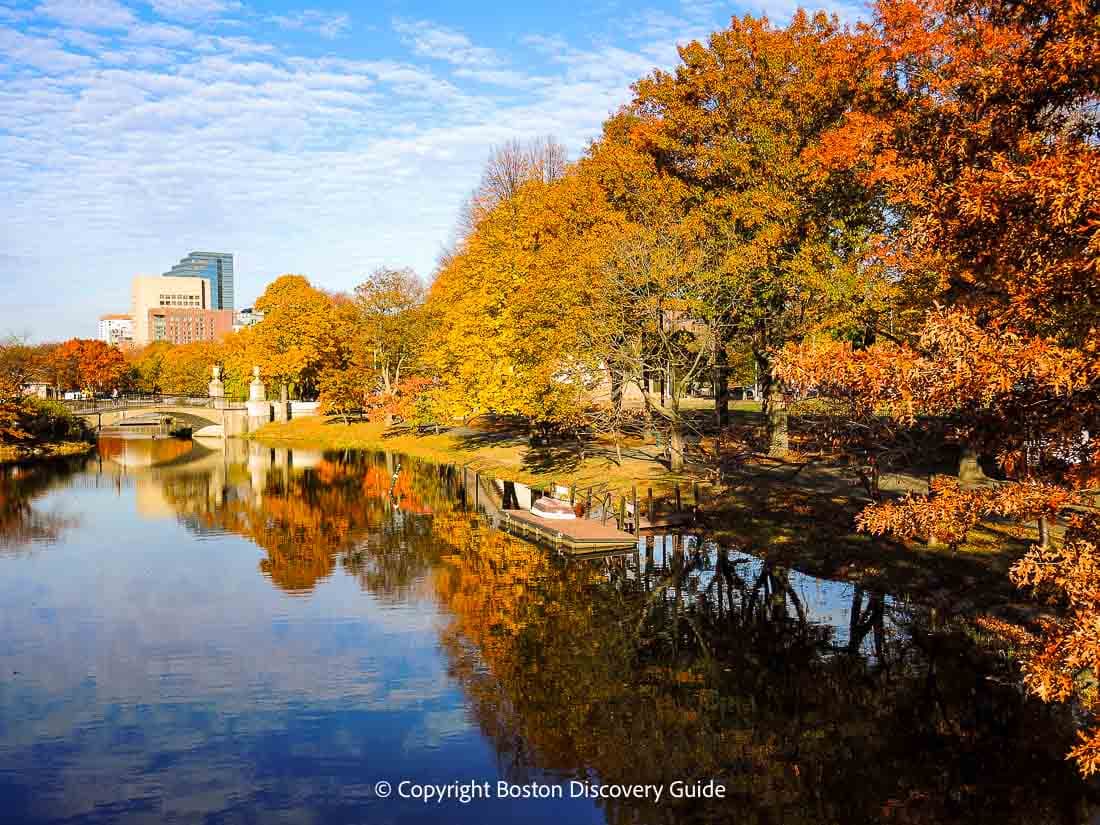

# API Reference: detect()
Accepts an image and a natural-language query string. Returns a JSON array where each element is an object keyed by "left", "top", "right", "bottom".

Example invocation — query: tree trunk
[
  {"left": 713, "top": 342, "right": 728, "bottom": 429},
  {"left": 669, "top": 420, "right": 685, "bottom": 472},
  {"left": 609, "top": 368, "right": 623, "bottom": 413},
  {"left": 958, "top": 446, "right": 986, "bottom": 484},
  {"left": 758, "top": 352, "right": 788, "bottom": 456},
  {"left": 381, "top": 358, "right": 392, "bottom": 395}
]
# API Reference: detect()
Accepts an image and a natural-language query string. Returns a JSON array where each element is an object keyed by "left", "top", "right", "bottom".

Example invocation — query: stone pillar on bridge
[
  {"left": 208, "top": 365, "right": 226, "bottom": 410},
  {"left": 273, "top": 382, "right": 290, "bottom": 423},
  {"left": 246, "top": 366, "right": 272, "bottom": 431}
]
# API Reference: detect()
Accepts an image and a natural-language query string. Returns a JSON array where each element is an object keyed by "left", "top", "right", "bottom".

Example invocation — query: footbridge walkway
[{"left": 62, "top": 395, "right": 247, "bottom": 435}]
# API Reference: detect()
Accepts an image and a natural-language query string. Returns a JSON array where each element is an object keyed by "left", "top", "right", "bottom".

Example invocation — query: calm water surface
[{"left": 0, "top": 437, "right": 1096, "bottom": 824}]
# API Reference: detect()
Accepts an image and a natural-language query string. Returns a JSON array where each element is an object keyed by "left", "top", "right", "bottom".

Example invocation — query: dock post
[
  {"left": 570, "top": 485, "right": 576, "bottom": 506},
  {"left": 550, "top": 480, "right": 556, "bottom": 500},
  {"left": 585, "top": 487, "right": 592, "bottom": 517},
  {"left": 647, "top": 488, "right": 654, "bottom": 528},
  {"left": 675, "top": 484, "right": 681, "bottom": 513},
  {"left": 618, "top": 497, "right": 625, "bottom": 530},
  {"left": 693, "top": 481, "right": 700, "bottom": 506},
  {"left": 632, "top": 487, "right": 638, "bottom": 535}
]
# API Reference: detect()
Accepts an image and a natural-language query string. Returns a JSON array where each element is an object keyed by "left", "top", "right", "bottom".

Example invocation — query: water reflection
[
  {"left": 0, "top": 443, "right": 1095, "bottom": 824},
  {"left": 0, "top": 457, "right": 84, "bottom": 550}
]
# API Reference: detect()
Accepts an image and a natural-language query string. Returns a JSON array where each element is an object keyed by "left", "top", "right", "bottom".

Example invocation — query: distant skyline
[{"left": 1, "top": 0, "right": 867, "bottom": 341}]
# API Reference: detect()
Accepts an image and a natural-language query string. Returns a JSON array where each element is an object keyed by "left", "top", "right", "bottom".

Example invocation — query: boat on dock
[
  {"left": 458, "top": 468, "right": 696, "bottom": 555},
  {"left": 499, "top": 507, "right": 639, "bottom": 554}
]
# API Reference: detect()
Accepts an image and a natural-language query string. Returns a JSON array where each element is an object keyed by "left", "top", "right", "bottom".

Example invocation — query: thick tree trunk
[
  {"left": 756, "top": 351, "right": 788, "bottom": 456},
  {"left": 713, "top": 342, "right": 728, "bottom": 429},
  {"left": 767, "top": 396, "right": 789, "bottom": 456}
]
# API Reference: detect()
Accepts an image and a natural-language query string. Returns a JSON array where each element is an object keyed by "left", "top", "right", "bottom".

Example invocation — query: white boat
[{"left": 530, "top": 497, "right": 577, "bottom": 520}]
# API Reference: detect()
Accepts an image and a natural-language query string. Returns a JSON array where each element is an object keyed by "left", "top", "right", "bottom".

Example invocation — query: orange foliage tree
[
  {"left": 777, "top": 0, "right": 1100, "bottom": 772},
  {"left": 49, "top": 338, "right": 129, "bottom": 394}
]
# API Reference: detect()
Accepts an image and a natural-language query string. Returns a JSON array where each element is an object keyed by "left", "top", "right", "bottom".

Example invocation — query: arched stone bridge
[{"left": 64, "top": 397, "right": 238, "bottom": 433}]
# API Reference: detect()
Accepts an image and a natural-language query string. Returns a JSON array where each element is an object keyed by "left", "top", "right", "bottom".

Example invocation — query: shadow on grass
[{"left": 701, "top": 476, "right": 1035, "bottom": 614}]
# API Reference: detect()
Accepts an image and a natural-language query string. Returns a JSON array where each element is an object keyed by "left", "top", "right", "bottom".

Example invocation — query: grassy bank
[
  {"left": 0, "top": 397, "right": 97, "bottom": 465},
  {"left": 0, "top": 440, "right": 95, "bottom": 464},
  {"left": 253, "top": 416, "right": 697, "bottom": 496}
]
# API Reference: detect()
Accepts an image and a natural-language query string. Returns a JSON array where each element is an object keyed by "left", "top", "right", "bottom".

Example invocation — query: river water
[{"left": 0, "top": 437, "right": 1095, "bottom": 824}]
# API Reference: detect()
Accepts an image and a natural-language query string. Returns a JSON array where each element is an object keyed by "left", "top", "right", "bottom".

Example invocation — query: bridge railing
[{"left": 60, "top": 394, "right": 219, "bottom": 414}]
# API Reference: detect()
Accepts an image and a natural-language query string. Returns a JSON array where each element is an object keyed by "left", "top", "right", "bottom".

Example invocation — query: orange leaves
[
  {"left": 859, "top": 477, "right": 1080, "bottom": 551},
  {"left": 857, "top": 477, "right": 986, "bottom": 549},
  {"left": 1010, "top": 515, "right": 1100, "bottom": 774},
  {"left": 49, "top": 338, "right": 128, "bottom": 393},
  {"left": 233, "top": 274, "right": 356, "bottom": 398},
  {"left": 864, "top": 0, "right": 1100, "bottom": 341},
  {"left": 778, "top": 307, "right": 1095, "bottom": 424}
]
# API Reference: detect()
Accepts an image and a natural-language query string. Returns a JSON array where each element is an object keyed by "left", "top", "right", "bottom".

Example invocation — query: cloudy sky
[{"left": 1, "top": 0, "right": 866, "bottom": 341}]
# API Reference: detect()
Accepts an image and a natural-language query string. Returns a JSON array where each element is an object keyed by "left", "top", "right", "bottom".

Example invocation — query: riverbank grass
[
  {"left": 0, "top": 440, "right": 95, "bottom": 464},
  {"left": 253, "top": 416, "right": 695, "bottom": 496}
]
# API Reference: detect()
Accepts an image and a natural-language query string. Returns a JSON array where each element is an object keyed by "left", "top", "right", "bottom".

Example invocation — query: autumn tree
[
  {"left": 158, "top": 341, "right": 223, "bottom": 396},
  {"left": 584, "top": 220, "right": 723, "bottom": 471},
  {"left": 777, "top": 0, "right": 1100, "bottom": 772},
  {"left": 460, "top": 136, "right": 568, "bottom": 234},
  {"left": 625, "top": 12, "right": 889, "bottom": 454},
  {"left": 127, "top": 341, "right": 174, "bottom": 394},
  {"left": 423, "top": 155, "right": 614, "bottom": 430},
  {"left": 0, "top": 336, "right": 47, "bottom": 400},
  {"left": 225, "top": 275, "right": 355, "bottom": 399},
  {"left": 354, "top": 267, "right": 426, "bottom": 395},
  {"left": 49, "top": 339, "right": 128, "bottom": 394}
]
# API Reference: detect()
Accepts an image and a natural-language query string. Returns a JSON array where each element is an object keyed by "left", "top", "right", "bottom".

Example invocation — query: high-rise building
[
  {"left": 98, "top": 314, "right": 133, "bottom": 348},
  {"left": 164, "top": 252, "right": 234, "bottom": 310},
  {"left": 131, "top": 275, "right": 209, "bottom": 346},
  {"left": 146, "top": 307, "right": 234, "bottom": 345}
]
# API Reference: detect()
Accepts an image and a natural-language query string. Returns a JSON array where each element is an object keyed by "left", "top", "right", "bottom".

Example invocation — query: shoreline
[
  {"left": 0, "top": 440, "right": 96, "bottom": 466},
  {"left": 252, "top": 416, "right": 1040, "bottom": 616}
]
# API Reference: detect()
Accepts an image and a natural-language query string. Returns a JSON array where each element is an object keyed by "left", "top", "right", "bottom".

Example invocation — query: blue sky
[{"left": 0, "top": 0, "right": 866, "bottom": 341}]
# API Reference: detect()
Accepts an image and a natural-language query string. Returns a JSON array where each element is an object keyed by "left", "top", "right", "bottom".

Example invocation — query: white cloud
[
  {"left": 0, "top": 26, "right": 94, "bottom": 71},
  {"left": 126, "top": 21, "right": 196, "bottom": 47},
  {"left": 148, "top": 0, "right": 241, "bottom": 20},
  {"left": 2, "top": 0, "right": 877, "bottom": 340},
  {"left": 453, "top": 66, "right": 548, "bottom": 89},
  {"left": 392, "top": 19, "right": 499, "bottom": 67},
  {"left": 520, "top": 33, "right": 569, "bottom": 56},
  {"left": 34, "top": 0, "right": 134, "bottom": 29},
  {"left": 269, "top": 9, "right": 350, "bottom": 40},
  {"left": 0, "top": 5, "right": 34, "bottom": 22},
  {"left": 57, "top": 26, "right": 107, "bottom": 50}
]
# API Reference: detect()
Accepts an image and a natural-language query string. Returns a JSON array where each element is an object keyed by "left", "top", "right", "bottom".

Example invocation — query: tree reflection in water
[
  {"left": 157, "top": 448, "right": 1096, "bottom": 824},
  {"left": 0, "top": 457, "right": 83, "bottom": 550}
]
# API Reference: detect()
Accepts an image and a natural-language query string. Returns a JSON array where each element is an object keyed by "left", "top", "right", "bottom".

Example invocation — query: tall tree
[
  {"left": 778, "top": 0, "right": 1100, "bottom": 772},
  {"left": 423, "top": 157, "right": 613, "bottom": 430},
  {"left": 354, "top": 267, "right": 426, "bottom": 395},
  {"left": 226, "top": 275, "right": 355, "bottom": 399},
  {"left": 626, "top": 11, "right": 888, "bottom": 454}
]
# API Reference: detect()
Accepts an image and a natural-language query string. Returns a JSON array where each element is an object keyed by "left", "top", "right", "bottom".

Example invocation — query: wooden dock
[{"left": 498, "top": 509, "right": 639, "bottom": 554}]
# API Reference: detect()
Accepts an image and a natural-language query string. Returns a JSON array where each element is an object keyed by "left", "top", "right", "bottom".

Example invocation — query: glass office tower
[{"left": 164, "top": 252, "right": 234, "bottom": 310}]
